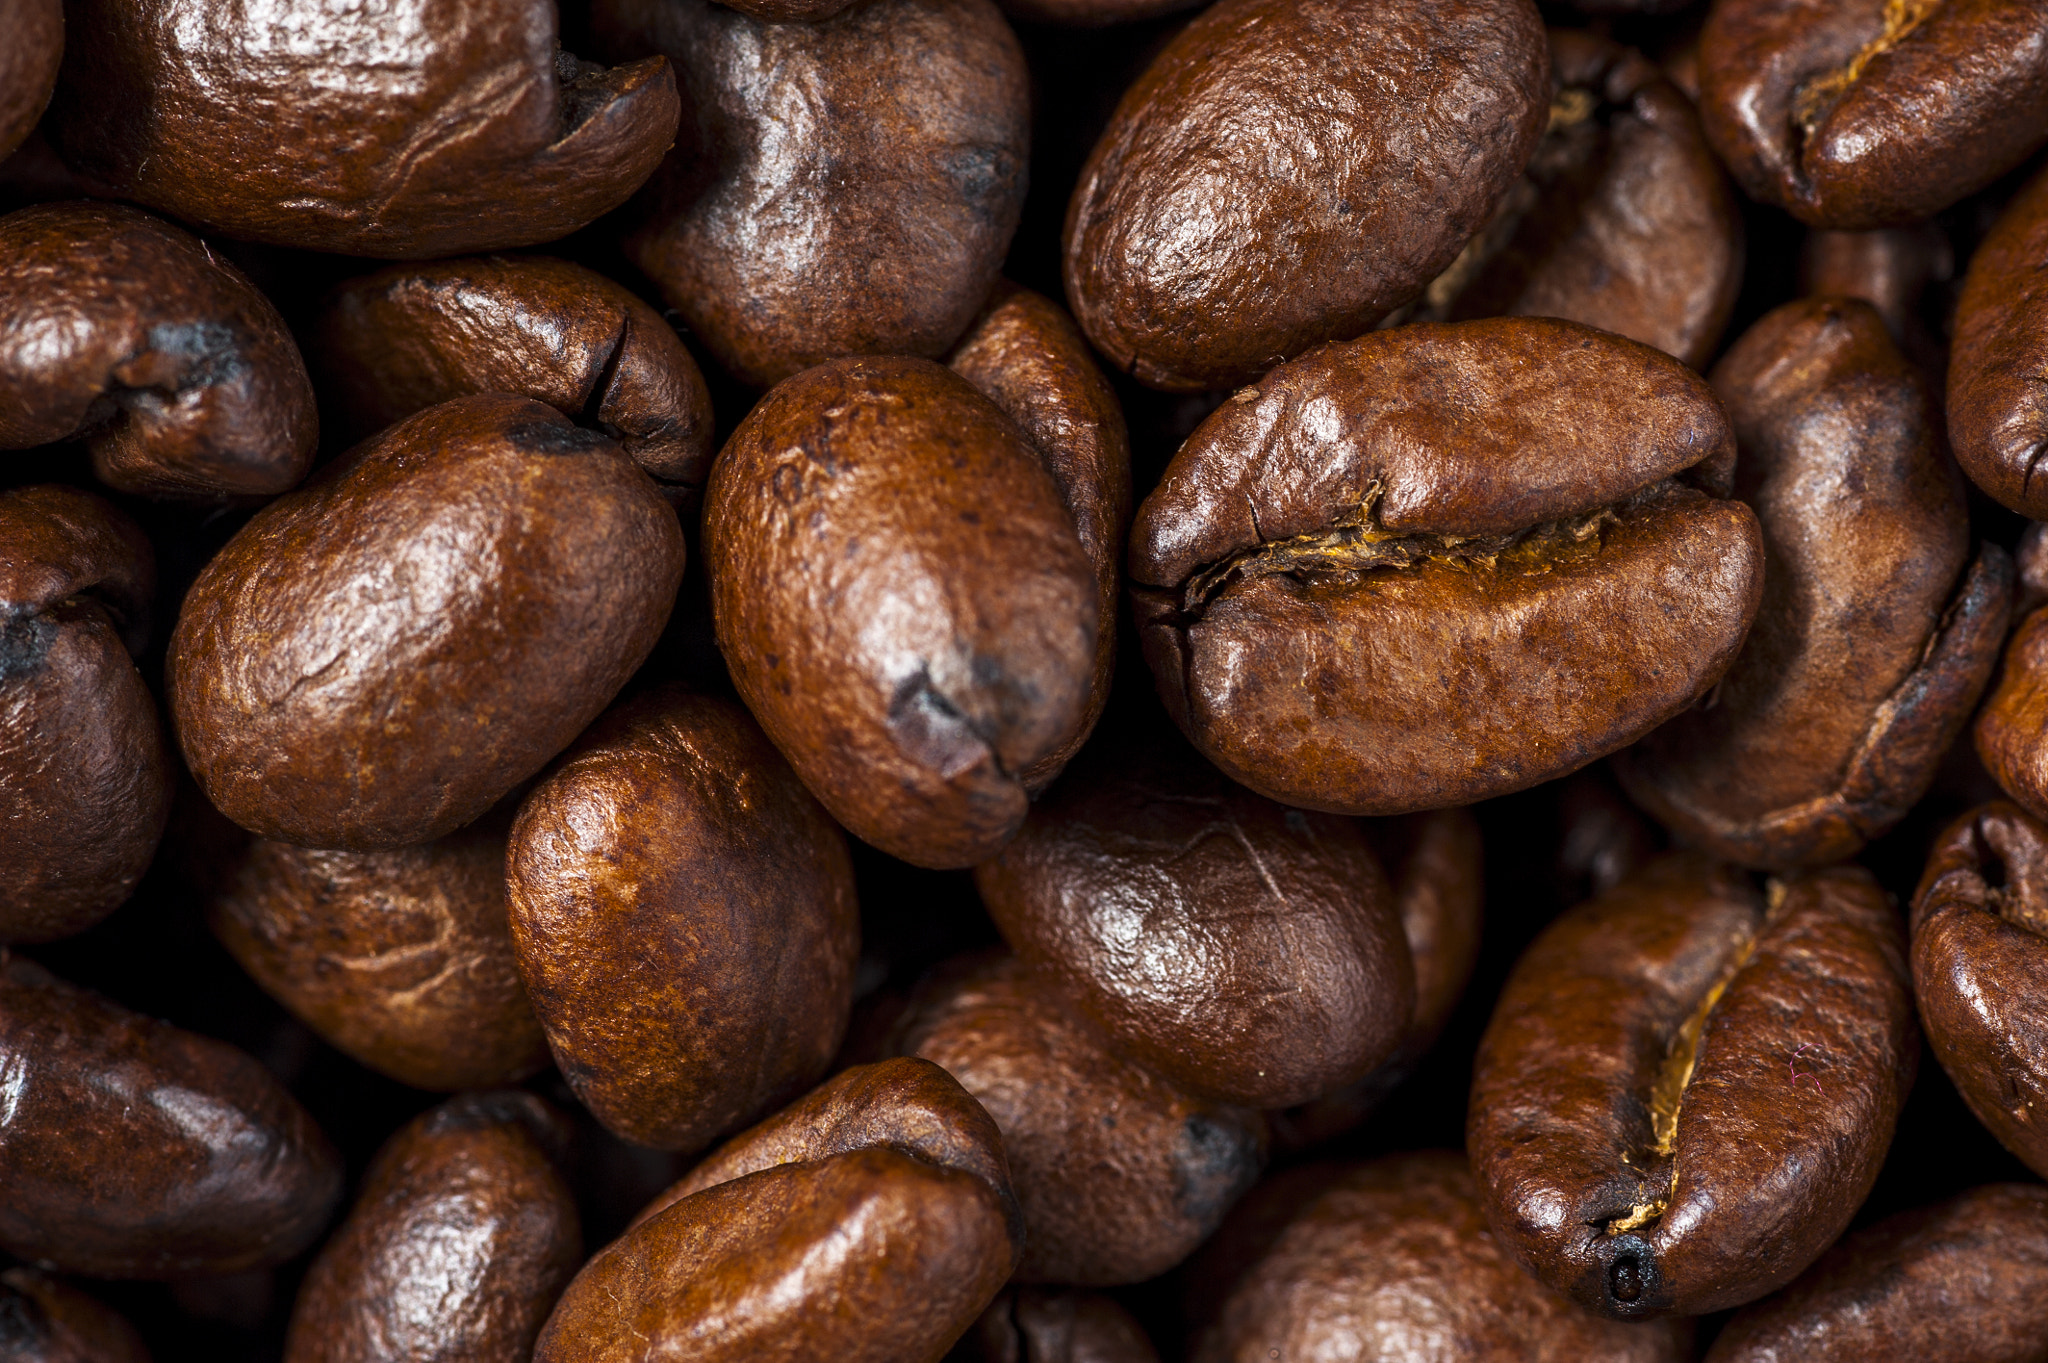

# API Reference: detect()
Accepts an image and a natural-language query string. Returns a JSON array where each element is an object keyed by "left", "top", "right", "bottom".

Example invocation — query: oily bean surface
[
  {"left": 1950, "top": 161, "right": 2048, "bottom": 518},
  {"left": 0, "top": 1269, "right": 150, "bottom": 1363},
  {"left": 0, "top": 0, "right": 61, "bottom": 164}
]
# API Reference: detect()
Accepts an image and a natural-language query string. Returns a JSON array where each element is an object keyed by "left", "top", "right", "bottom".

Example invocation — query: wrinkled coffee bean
[
  {"left": 506, "top": 686, "right": 860, "bottom": 1152},
  {"left": 0, "top": 202, "right": 316, "bottom": 499},
  {"left": 1130, "top": 317, "right": 1763, "bottom": 815},
  {"left": 1910, "top": 802, "right": 2048, "bottom": 1180},
  {"left": 0, "top": 1269, "right": 151, "bottom": 1363},
  {"left": 536, "top": 1058, "right": 1018, "bottom": 1363},
  {"left": 1468, "top": 854, "right": 1916, "bottom": 1318},
  {"left": 1698, "top": 0, "right": 2048, "bottom": 228},
  {"left": 955, "top": 1287, "right": 1158, "bottom": 1363},
  {"left": 895, "top": 952, "right": 1266, "bottom": 1285},
  {"left": 284, "top": 1091, "right": 581, "bottom": 1363},
  {"left": 0, "top": 485, "right": 170, "bottom": 942},
  {"left": 1950, "top": 161, "right": 2048, "bottom": 518},
  {"left": 169, "top": 393, "right": 684, "bottom": 851},
  {"left": 1704, "top": 1183, "right": 2048, "bottom": 1362},
  {"left": 1973, "top": 604, "right": 2048, "bottom": 822},
  {"left": 594, "top": 0, "right": 1029, "bottom": 388},
  {"left": 0, "top": 953, "right": 342, "bottom": 1278},
  {"left": 706, "top": 356, "right": 1096, "bottom": 869},
  {"left": 0, "top": 0, "right": 60, "bottom": 164},
  {"left": 1618, "top": 297, "right": 2009, "bottom": 869},
  {"left": 1064, "top": 0, "right": 1549, "bottom": 392},
  {"left": 51, "top": 0, "right": 679, "bottom": 257}
]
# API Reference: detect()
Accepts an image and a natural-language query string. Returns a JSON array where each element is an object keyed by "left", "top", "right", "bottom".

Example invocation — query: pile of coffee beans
[{"left": 5, "top": 0, "right": 2048, "bottom": 1358}]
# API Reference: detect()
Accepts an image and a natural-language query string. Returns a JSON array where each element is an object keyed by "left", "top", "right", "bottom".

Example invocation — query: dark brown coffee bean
[
  {"left": 706, "top": 356, "right": 1096, "bottom": 869},
  {"left": 0, "top": 485, "right": 170, "bottom": 943},
  {"left": 1618, "top": 298, "right": 2010, "bottom": 869},
  {"left": 0, "top": 0, "right": 60, "bottom": 164},
  {"left": 1553, "top": 767, "right": 1664, "bottom": 908},
  {"left": 1951, "top": 161, "right": 2048, "bottom": 518},
  {"left": 506, "top": 686, "right": 859, "bottom": 1152},
  {"left": 50, "top": 1, "right": 679, "bottom": 258},
  {"left": 1974, "top": 608, "right": 2048, "bottom": 821},
  {"left": 1129, "top": 317, "right": 1763, "bottom": 816},
  {"left": 0, "top": 202, "right": 315, "bottom": 499},
  {"left": 284, "top": 1091, "right": 581, "bottom": 1363},
  {"left": 896, "top": 952, "right": 1266, "bottom": 1285},
  {"left": 168, "top": 393, "right": 684, "bottom": 851},
  {"left": 1189, "top": 1152, "right": 1693, "bottom": 1363},
  {"left": 975, "top": 728, "right": 1415, "bottom": 1109},
  {"left": 0, "top": 1270, "right": 151, "bottom": 1363},
  {"left": 593, "top": 0, "right": 1028, "bottom": 388},
  {"left": 0, "top": 953, "right": 342, "bottom": 1278},
  {"left": 1063, "top": 0, "right": 1548, "bottom": 392},
  {"left": 1910, "top": 802, "right": 2048, "bottom": 1181},
  {"left": 956, "top": 1288, "right": 1158, "bottom": 1363},
  {"left": 2017, "top": 522, "right": 2048, "bottom": 619},
  {"left": 1704, "top": 1183, "right": 2048, "bottom": 1362},
  {"left": 1800, "top": 223, "right": 1953, "bottom": 351},
  {"left": 313, "top": 255, "right": 714, "bottom": 490},
  {"left": 1698, "top": 0, "right": 2048, "bottom": 229},
  {"left": 535, "top": 1058, "right": 1018, "bottom": 1363},
  {"left": 1468, "top": 854, "right": 1916, "bottom": 1318},
  {"left": 997, "top": 0, "right": 1197, "bottom": 24}
]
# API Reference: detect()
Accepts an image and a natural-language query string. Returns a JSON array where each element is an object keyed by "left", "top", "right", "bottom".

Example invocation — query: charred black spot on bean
[
  {"left": 0, "top": 610, "right": 58, "bottom": 681},
  {"left": 1172, "top": 1113, "right": 1262, "bottom": 1225},
  {"left": 506, "top": 420, "right": 613, "bottom": 455},
  {"left": 142, "top": 320, "right": 250, "bottom": 390},
  {"left": 1610, "top": 1253, "right": 1645, "bottom": 1303}
]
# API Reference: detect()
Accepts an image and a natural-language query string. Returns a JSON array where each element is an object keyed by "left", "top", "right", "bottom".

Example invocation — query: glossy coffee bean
[
  {"left": 506, "top": 686, "right": 859, "bottom": 1152},
  {"left": 313, "top": 255, "right": 714, "bottom": 489},
  {"left": 0, "top": 953, "right": 342, "bottom": 1278},
  {"left": 1191, "top": 1152, "right": 1693, "bottom": 1363},
  {"left": 0, "top": 202, "right": 315, "bottom": 499},
  {"left": 0, "top": 1270, "right": 150, "bottom": 1363},
  {"left": 285, "top": 1091, "right": 581, "bottom": 1363},
  {"left": 1698, "top": 0, "right": 2048, "bottom": 229},
  {"left": 1063, "top": 0, "right": 1548, "bottom": 392},
  {"left": 1468, "top": 854, "right": 1916, "bottom": 1318},
  {"left": 1129, "top": 317, "right": 1763, "bottom": 816},
  {"left": 955, "top": 1288, "right": 1158, "bottom": 1363},
  {"left": 595, "top": 0, "right": 1029, "bottom": 388},
  {"left": 1910, "top": 803, "right": 2048, "bottom": 1181},
  {"left": 0, "top": 0, "right": 60, "bottom": 164},
  {"left": 51, "top": 0, "right": 679, "bottom": 257},
  {"left": 1974, "top": 606, "right": 2048, "bottom": 821},
  {"left": 975, "top": 728, "right": 1415, "bottom": 1109},
  {"left": 706, "top": 356, "right": 1096, "bottom": 869},
  {"left": 1705, "top": 1184, "right": 2048, "bottom": 1363},
  {"left": 536, "top": 1058, "right": 1018, "bottom": 1363},
  {"left": 0, "top": 485, "right": 170, "bottom": 942},
  {"left": 1950, "top": 161, "right": 2048, "bottom": 518},
  {"left": 1618, "top": 298, "right": 2009, "bottom": 869},
  {"left": 169, "top": 393, "right": 684, "bottom": 851},
  {"left": 897, "top": 952, "right": 1266, "bottom": 1285}
]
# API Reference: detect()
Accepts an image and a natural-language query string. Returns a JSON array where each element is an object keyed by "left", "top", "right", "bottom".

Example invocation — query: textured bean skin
[
  {"left": 1975, "top": 606, "right": 2048, "bottom": 822},
  {"left": 169, "top": 393, "right": 684, "bottom": 852},
  {"left": 1950, "top": 162, "right": 2048, "bottom": 518},
  {"left": 595, "top": 0, "right": 1028, "bottom": 388},
  {"left": 51, "top": 0, "right": 679, "bottom": 257},
  {"left": 1910, "top": 804, "right": 2048, "bottom": 1181},
  {"left": 1130, "top": 318, "right": 1762, "bottom": 816},
  {"left": 1705, "top": 1184, "right": 2048, "bottom": 1363},
  {"left": 0, "top": 485, "right": 169, "bottom": 943},
  {"left": 0, "top": 954, "right": 342, "bottom": 1278},
  {"left": 1063, "top": 0, "right": 1548, "bottom": 393},
  {"left": 1698, "top": 0, "right": 2048, "bottom": 229},
  {"left": 0, "top": 1270, "right": 151, "bottom": 1363},
  {"left": 0, "top": 203, "right": 315, "bottom": 499},
  {"left": 285, "top": 1092, "right": 581, "bottom": 1363},
  {"left": 506, "top": 687, "right": 860, "bottom": 1153},
  {"left": 0, "top": 0, "right": 61, "bottom": 164},
  {"left": 706, "top": 357, "right": 1095, "bottom": 869},
  {"left": 1468, "top": 855, "right": 1917, "bottom": 1319},
  {"left": 956, "top": 1289, "right": 1159, "bottom": 1363},
  {"left": 1619, "top": 298, "right": 2007, "bottom": 869}
]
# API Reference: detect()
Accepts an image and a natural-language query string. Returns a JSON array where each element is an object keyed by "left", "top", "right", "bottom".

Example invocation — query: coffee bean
[
  {"left": 1949, "top": 160, "right": 2048, "bottom": 518},
  {"left": 0, "top": 1269, "right": 150, "bottom": 1363},
  {"left": 956, "top": 1287, "right": 1159, "bottom": 1363},
  {"left": 0, "top": 0, "right": 59, "bottom": 164}
]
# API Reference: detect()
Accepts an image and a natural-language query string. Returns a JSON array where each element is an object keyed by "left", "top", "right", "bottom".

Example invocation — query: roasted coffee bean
[
  {"left": 536, "top": 1058, "right": 1018, "bottom": 1363},
  {"left": 1468, "top": 854, "right": 1916, "bottom": 1318},
  {"left": 1552, "top": 767, "right": 1664, "bottom": 908},
  {"left": 1698, "top": 0, "right": 2048, "bottom": 229},
  {"left": 51, "top": 1, "right": 679, "bottom": 258},
  {"left": 0, "top": 1269, "right": 151, "bottom": 1363},
  {"left": 594, "top": 0, "right": 1028, "bottom": 388},
  {"left": 975, "top": 727, "right": 1415, "bottom": 1109},
  {"left": 706, "top": 356, "right": 1096, "bottom": 869},
  {"left": 205, "top": 813, "right": 550, "bottom": 1092},
  {"left": 2017, "top": 523, "right": 2048, "bottom": 619},
  {"left": 1973, "top": 605, "right": 2048, "bottom": 821},
  {"left": 1910, "top": 802, "right": 2048, "bottom": 1180},
  {"left": 1190, "top": 1152, "right": 1692, "bottom": 1363},
  {"left": 1704, "top": 1183, "right": 2048, "bottom": 1362},
  {"left": 0, "top": 485, "right": 169, "bottom": 943},
  {"left": 0, "top": 0, "right": 60, "bottom": 164},
  {"left": 284, "top": 1091, "right": 581, "bottom": 1363},
  {"left": 896, "top": 952, "right": 1266, "bottom": 1285},
  {"left": 1063, "top": 0, "right": 1548, "bottom": 392},
  {"left": 0, "top": 202, "right": 315, "bottom": 499},
  {"left": 1800, "top": 223, "right": 1953, "bottom": 353},
  {"left": 1129, "top": 317, "right": 1763, "bottom": 816},
  {"left": 1950, "top": 161, "right": 2048, "bottom": 518},
  {"left": 0, "top": 953, "right": 342, "bottom": 1278},
  {"left": 1618, "top": 298, "right": 2009, "bottom": 869},
  {"left": 955, "top": 1288, "right": 1158, "bottom": 1363},
  {"left": 506, "top": 686, "right": 859, "bottom": 1152},
  {"left": 1404, "top": 29, "right": 1742, "bottom": 370},
  {"left": 169, "top": 393, "right": 684, "bottom": 852},
  {"left": 313, "top": 255, "right": 714, "bottom": 490},
  {"left": 997, "top": 0, "right": 1197, "bottom": 24}
]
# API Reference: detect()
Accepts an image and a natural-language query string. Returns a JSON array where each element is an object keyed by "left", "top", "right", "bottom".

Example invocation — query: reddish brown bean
[
  {"left": 0, "top": 1270, "right": 151, "bottom": 1363},
  {"left": 1975, "top": 608, "right": 2048, "bottom": 822},
  {"left": 1950, "top": 161, "right": 2048, "bottom": 519},
  {"left": 0, "top": 0, "right": 61, "bottom": 164}
]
